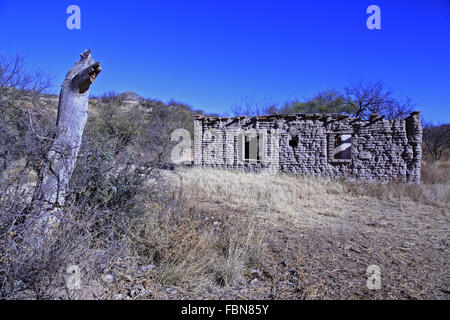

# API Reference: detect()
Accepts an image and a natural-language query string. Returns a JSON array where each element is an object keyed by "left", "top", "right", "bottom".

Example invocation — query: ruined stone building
[{"left": 193, "top": 112, "right": 422, "bottom": 182}]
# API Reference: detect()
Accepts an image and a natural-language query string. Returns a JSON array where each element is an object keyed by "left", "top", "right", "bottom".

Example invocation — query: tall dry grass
[
  {"left": 346, "top": 161, "right": 450, "bottom": 207},
  {"left": 174, "top": 163, "right": 449, "bottom": 233},
  {"left": 175, "top": 168, "right": 353, "bottom": 228},
  {"left": 126, "top": 191, "right": 272, "bottom": 293}
]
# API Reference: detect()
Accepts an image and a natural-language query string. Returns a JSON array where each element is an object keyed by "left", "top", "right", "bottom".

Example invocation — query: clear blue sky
[{"left": 0, "top": 0, "right": 449, "bottom": 122}]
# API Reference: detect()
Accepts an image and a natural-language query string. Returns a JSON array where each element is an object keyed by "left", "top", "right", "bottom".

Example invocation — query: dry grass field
[{"left": 140, "top": 160, "right": 449, "bottom": 300}]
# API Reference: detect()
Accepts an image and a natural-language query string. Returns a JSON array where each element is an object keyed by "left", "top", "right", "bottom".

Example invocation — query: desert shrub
[
  {"left": 70, "top": 97, "right": 165, "bottom": 208},
  {"left": 0, "top": 94, "right": 55, "bottom": 175},
  {"left": 0, "top": 93, "right": 176, "bottom": 299},
  {"left": 0, "top": 54, "right": 52, "bottom": 174},
  {"left": 137, "top": 101, "right": 195, "bottom": 167},
  {"left": 88, "top": 101, "right": 145, "bottom": 154}
]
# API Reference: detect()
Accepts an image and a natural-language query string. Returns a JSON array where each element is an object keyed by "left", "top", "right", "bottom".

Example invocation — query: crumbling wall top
[{"left": 195, "top": 112, "right": 421, "bottom": 123}]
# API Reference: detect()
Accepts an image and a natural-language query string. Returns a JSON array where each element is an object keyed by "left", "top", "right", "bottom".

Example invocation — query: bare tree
[
  {"left": 0, "top": 53, "right": 52, "bottom": 173},
  {"left": 231, "top": 82, "right": 414, "bottom": 120},
  {"left": 31, "top": 50, "right": 101, "bottom": 223},
  {"left": 231, "top": 97, "right": 278, "bottom": 116},
  {"left": 423, "top": 121, "right": 450, "bottom": 161},
  {"left": 0, "top": 53, "right": 51, "bottom": 96},
  {"left": 344, "top": 80, "right": 414, "bottom": 120}
]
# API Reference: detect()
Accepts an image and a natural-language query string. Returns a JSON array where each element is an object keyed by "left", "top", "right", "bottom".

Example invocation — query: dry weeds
[
  {"left": 2, "top": 161, "right": 448, "bottom": 300},
  {"left": 159, "top": 164, "right": 449, "bottom": 299}
]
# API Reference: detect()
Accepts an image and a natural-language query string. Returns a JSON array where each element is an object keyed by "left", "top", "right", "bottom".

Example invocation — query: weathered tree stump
[{"left": 32, "top": 49, "right": 101, "bottom": 224}]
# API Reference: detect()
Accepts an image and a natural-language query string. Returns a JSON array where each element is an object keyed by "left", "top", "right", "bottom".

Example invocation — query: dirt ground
[{"left": 283, "top": 199, "right": 448, "bottom": 299}]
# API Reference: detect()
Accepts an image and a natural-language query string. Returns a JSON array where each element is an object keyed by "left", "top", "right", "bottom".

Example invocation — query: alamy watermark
[
  {"left": 66, "top": 264, "right": 81, "bottom": 290},
  {"left": 65, "top": 5, "right": 381, "bottom": 31},
  {"left": 171, "top": 129, "right": 192, "bottom": 165},
  {"left": 170, "top": 128, "right": 280, "bottom": 167},
  {"left": 67, "top": 5, "right": 81, "bottom": 30},
  {"left": 366, "top": 5, "right": 381, "bottom": 30},
  {"left": 64, "top": 5, "right": 381, "bottom": 33},
  {"left": 366, "top": 265, "right": 382, "bottom": 290}
]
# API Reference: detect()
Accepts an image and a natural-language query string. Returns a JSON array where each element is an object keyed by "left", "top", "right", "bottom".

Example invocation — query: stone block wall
[{"left": 193, "top": 112, "right": 422, "bottom": 182}]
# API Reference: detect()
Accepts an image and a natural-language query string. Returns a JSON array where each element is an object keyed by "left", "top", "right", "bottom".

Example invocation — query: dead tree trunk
[{"left": 31, "top": 50, "right": 101, "bottom": 222}]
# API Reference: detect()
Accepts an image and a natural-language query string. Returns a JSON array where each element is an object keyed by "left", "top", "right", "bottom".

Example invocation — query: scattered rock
[
  {"left": 251, "top": 269, "right": 262, "bottom": 278},
  {"left": 102, "top": 274, "right": 114, "bottom": 284},
  {"left": 140, "top": 264, "right": 156, "bottom": 273}
]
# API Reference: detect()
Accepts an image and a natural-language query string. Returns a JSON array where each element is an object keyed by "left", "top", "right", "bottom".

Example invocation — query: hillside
[{"left": 32, "top": 91, "right": 204, "bottom": 119}]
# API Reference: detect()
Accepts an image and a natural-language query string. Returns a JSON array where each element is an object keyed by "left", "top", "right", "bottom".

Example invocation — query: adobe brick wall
[{"left": 193, "top": 112, "right": 422, "bottom": 182}]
